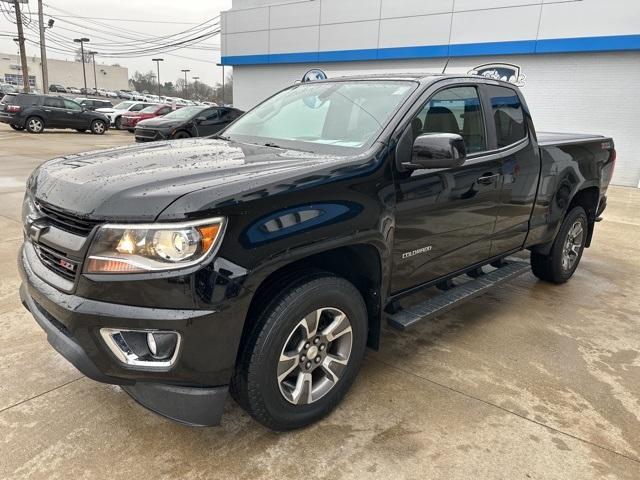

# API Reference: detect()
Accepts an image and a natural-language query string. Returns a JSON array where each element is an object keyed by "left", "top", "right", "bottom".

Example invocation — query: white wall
[
  {"left": 233, "top": 52, "right": 640, "bottom": 188},
  {"left": 223, "top": 0, "right": 640, "bottom": 60}
]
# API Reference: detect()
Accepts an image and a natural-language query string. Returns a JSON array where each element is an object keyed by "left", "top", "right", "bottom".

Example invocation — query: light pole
[
  {"left": 88, "top": 51, "right": 98, "bottom": 92},
  {"left": 152, "top": 58, "right": 163, "bottom": 99},
  {"left": 181, "top": 69, "right": 190, "bottom": 99},
  {"left": 192, "top": 76, "right": 199, "bottom": 100},
  {"left": 73, "top": 37, "right": 90, "bottom": 92}
]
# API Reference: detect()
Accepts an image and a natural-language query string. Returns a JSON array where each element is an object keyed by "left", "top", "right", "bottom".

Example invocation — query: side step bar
[{"left": 388, "top": 259, "right": 530, "bottom": 331}]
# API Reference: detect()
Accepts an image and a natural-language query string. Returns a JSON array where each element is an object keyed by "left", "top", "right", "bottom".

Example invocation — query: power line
[{"left": 25, "top": 13, "right": 202, "bottom": 25}]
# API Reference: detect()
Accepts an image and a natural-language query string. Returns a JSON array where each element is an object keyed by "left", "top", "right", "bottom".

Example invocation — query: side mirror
[
  {"left": 195, "top": 116, "right": 207, "bottom": 123},
  {"left": 406, "top": 133, "right": 467, "bottom": 170}
]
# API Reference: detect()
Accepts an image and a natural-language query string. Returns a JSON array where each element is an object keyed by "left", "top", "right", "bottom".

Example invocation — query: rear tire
[
  {"left": 231, "top": 273, "right": 367, "bottom": 430},
  {"left": 90, "top": 119, "right": 107, "bottom": 135},
  {"left": 25, "top": 116, "right": 44, "bottom": 134},
  {"left": 114, "top": 116, "right": 122, "bottom": 130},
  {"left": 531, "top": 206, "right": 588, "bottom": 284},
  {"left": 9, "top": 124, "right": 24, "bottom": 131}
]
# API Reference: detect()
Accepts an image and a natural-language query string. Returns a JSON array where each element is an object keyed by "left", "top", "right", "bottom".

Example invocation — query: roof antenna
[{"left": 441, "top": 57, "right": 451, "bottom": 74}]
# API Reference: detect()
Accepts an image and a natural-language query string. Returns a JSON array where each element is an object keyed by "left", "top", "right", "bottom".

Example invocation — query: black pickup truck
[{"left": 18, "top": 74, "right": 615, "bottom": 430}]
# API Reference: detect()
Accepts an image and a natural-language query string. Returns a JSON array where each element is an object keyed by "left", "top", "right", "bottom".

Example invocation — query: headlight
[{"left": 85, "top": 217, "right": 225, "bottom": 274}]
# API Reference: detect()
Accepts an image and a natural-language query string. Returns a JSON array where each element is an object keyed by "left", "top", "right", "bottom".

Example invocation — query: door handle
[
  {"left": 477, "top": 173, "right": 500, "bottom": 185},
  {"left": 44, "top": 109, "right": 51, "bottom": 112}
]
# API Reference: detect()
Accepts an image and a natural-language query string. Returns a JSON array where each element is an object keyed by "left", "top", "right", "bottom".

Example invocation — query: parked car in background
[
  {"left": 68, "top": 87, "right": 82, "bottom": 95},
  {"left": 131, "top": 91, "right": 146, "bottom": 101},
  {"left": 0, "top": 93, "right": 109, "bottom": 134},
  {"left": 121, "top": 104, "right": 174, "bottom": 132},
  {"left": 96, "top": 100, "right": 152, "bottom": 129},
  {"left": 117, "top": 90, "right": 133, "bottom": 100},
  {"left": 0, "top": 83, "right": 17, "bottom": 96},
  {"left": 74, "top": 98, "right": 114, "bottom": 111},
  {"left": 80, "top": 87, "right": 98, "bottom": 96},
  {"left": 49, "top": 84, "right": 67, "bottom": 93},
  {"left": 135, "top": 105, "right": 243, "bottom": 142},
  {"left": 105, "top": 91, "right": 119, "bottom": 98}
]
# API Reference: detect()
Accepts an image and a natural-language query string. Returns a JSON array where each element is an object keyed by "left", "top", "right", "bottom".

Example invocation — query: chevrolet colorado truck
[{"left": 19, "top": 74, "right": 615, "bottom": 430}]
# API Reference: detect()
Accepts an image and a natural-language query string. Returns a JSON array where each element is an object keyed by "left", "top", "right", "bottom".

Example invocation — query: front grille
[
  {"left": 34, "top": 243, "right": 79, "bottom": 282},
  {"left": 36, "top": 200, "right": 100, "bottom": 236}
]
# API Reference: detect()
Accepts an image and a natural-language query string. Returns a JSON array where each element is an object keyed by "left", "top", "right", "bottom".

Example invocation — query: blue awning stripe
[{"left": 221, "top": 34, "right": 640, "bottom": 66}]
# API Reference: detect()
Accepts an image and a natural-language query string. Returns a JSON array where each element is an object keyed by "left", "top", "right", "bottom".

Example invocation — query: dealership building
[{"left": 220, "top": 0, "right": 640, "bottom": 188}]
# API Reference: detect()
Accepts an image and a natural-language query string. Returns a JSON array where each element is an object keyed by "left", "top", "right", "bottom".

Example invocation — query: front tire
[
  {"left": 90, "top": 119, "right": 107, "bottom": 135},
  {"left": 531, "top": 206, "right": 588, "bottom": 284},
  {"left": 172, "top": 130, "right": 191, "bottom": 139},
  {"left": 25, "top": 116, "right": 44, "bottom": 134},
  {"left": 114, "top": 116, "right": 122, "bottom": 130},
  {"left": 231, "top": 273, "right": 368, "bottom": 430}
]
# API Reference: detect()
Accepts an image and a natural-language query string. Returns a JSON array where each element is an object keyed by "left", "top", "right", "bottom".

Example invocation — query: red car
[{"left": 121, "top": 104, "right": 175, "bottom": 132}]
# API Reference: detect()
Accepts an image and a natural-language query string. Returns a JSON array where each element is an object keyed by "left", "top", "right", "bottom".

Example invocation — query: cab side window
[
  {"left": 487, "top": 85, "right": 527, "bottom": 148},
  {"left": 414, "top": 86, "right": 486, "bottom": 154},
  {"left": 130, "top": 103, "right": 145, "bottom": 112}
]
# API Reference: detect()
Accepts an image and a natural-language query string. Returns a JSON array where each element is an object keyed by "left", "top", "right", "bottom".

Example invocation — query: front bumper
[
  {"left": 18, "top": 243, "right": 247, "bottom": 426},
  {"left": 135, "top": 128, "right": 168, "bottom": 142}
]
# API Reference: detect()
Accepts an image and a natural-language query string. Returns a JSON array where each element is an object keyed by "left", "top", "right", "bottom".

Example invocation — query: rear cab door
[{"left": 478, "top": 83, "right": 541, "bottom": 256}]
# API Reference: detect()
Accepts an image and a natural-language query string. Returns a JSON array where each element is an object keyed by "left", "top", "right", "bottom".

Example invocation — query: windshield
[
  {"left": 162, "top": 106, "right": 205, "bottom": 120},
  {"left": 223, "top": 80, "right": 416, "bottom": 153},
  {"left": 113, "top": 101, "right": 135, "bottom": 110}
]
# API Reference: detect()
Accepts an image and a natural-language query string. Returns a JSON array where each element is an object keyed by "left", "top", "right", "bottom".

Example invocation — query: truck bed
[{"left": 537, "top": 131, "right": 607, "bottom": 147}]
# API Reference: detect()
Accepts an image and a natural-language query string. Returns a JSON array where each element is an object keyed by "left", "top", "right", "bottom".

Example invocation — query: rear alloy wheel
[
  {"left": 531, "top": 206, "right": 588, "bottom": 283},
  {"left": 25, "top": 117, "right": 44, "bottom": 134},
  {"left": 9, "top": 124, "right": 24, "bottom": 131},
  {"left": 91, "top": 120, "right": 106, "bottom": 135}
]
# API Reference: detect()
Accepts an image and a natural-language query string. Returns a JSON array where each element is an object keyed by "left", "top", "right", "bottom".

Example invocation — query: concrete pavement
[{"left": 0, "top": 124, "right": 638, "bottom": 479}]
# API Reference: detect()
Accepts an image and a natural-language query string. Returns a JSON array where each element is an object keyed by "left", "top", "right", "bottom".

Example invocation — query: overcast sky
[{"left": 0, "top": 0, "right": 233, "bottom": 87}]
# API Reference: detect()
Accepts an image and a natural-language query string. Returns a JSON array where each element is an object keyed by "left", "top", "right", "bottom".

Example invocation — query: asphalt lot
[{"left": 0, "top": 123, "right": 638, "bottom": 479}]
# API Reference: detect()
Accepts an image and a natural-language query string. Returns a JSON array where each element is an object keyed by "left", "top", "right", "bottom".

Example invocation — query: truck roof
[{"left": 316, "top": 73, "right": 518, "bottom": 87}]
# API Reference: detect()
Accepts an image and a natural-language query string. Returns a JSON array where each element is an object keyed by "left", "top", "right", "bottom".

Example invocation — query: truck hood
[{"left": 31, "top": 139, "right": 347, "bottom": 221}]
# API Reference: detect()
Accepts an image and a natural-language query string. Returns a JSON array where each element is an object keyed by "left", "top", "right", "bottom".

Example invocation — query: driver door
[{"left": 391, "top": 84, "right": 502, "bottom": 293}]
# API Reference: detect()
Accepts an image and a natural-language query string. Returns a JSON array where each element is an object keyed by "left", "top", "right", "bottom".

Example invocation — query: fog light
[
  {"left": 146, "top": 332, "right": 177, "bottom": 360},
  {"left": 100, "top": 328, "right": 181, "bottom": 368}
]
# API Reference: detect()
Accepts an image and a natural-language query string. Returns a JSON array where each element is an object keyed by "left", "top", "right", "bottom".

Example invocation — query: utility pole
[
  {"left": 88, "top": 51, "right": 98, "bottom": 91},
  {"left": 181, "top": 69, "right": 190, "bottom": 99},
  {"left": 152, "top": 58, "right": 163, "bottom": 99},
  {"left": 37, "top": 0, "right": 48, "bottom": 93},
  {"left": 73, "top": 37, "right": 90, "bottom": 92},
  {"left": 13, "top": 0, "right": 30, "bottom": 93}
]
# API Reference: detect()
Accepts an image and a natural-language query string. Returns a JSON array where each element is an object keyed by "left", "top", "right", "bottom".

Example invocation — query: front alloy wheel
[
  {"left": 278, "top": 307, "right": 352, "bottom": 405},
  {"left": 231, "top": 273, "right": 367, "bottom": 430}
]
